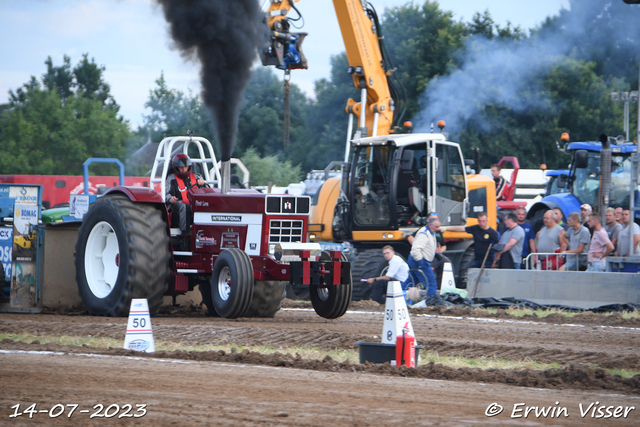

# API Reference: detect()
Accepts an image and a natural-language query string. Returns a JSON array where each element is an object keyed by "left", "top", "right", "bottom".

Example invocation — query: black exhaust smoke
[{"left": 156, "top": 0, "right": 265, "bottom": 161}]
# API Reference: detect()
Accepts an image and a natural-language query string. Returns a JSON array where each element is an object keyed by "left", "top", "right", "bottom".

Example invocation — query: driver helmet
[{"left": 172, "top": 154, "right": 192, "bottom": 179}]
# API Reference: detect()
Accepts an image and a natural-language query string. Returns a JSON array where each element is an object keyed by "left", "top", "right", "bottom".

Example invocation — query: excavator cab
[{"left": 347, "top": 136, "right": 468, "bottom": 231}]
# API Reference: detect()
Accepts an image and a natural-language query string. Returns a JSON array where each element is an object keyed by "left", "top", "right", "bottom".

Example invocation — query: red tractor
[{"left": 74, "top": 136, "right": 352, "bottom": 319}]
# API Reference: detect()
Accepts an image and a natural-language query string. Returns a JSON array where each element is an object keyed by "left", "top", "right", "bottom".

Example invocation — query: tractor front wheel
[
  {"left": 310, "top": 252, "right": 351, "bottom": 319},
  {"left": 211, "top": 248, "right": 254, "bottom": 318}
]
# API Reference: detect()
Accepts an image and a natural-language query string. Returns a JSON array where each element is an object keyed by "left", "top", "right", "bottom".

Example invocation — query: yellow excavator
[
  {"left": 14, "top": 223, "right": 37, "bottom": 252},
  {"left": 261, "top": 0, "right": 497, "bottom": 299}
]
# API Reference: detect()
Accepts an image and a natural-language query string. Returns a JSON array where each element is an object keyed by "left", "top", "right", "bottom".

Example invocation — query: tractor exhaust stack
[{"left": 220, "top": 160, "right": 231, "bottom": 194}]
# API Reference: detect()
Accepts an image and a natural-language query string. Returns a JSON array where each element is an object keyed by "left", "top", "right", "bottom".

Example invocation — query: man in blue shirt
[{"left": 516, "top": 206, "right": 536, "bottom": 267}]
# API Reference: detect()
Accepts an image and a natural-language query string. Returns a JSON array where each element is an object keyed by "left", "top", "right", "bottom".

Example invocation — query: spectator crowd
[{"left": 365, "top": 202, "right": 640, "bottom": 305}]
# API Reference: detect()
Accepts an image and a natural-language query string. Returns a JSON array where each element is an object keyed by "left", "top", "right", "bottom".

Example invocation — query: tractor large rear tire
[
  {"left": 310, "top": 252, "right": 351, "bottom": 319},
  {"left": 350, "top": 249, "right": 387, "bottom": 300},
  {"left": 285, "top": 283, "right": 310, "bottom": 301},
  {"left": 75, "top": 194, "right": 170, "bottom": 317},
  {"left": 245, "top": 280, "right": 286, "bottom": 318},
  {"left": 198, "top": 280, "right": 220, "bottom": 317},
  {"left": 211, "top": 248, "right": 254, "bottom": 318}
]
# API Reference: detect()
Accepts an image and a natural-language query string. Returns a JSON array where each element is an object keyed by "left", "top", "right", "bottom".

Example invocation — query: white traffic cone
[
  {"left": 123, "top": 299, "right": 155, "bottom": 353},
  {"left": 439, "top": 262, "right": 468, "bottom": 298},
  {"left": 381, "top": 281, "right": 415, "bottom": 345},
  {"left": 439, "top": 262, "right": 456, "bottom": 294}
]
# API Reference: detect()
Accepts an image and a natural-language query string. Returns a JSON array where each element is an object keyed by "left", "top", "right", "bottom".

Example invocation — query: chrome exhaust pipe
[{"left": 220, "top": 160, "right": 231, "bottom": 194}]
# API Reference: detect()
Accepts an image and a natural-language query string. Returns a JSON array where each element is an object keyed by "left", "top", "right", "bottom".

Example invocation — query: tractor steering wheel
[{"left": 189, "top": 182, "right": 210, "bottom": 190}]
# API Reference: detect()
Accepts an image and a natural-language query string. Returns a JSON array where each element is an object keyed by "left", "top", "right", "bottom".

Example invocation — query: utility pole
[
  {"left": 622, "top": 0, "right": 640, "bottom": 260},
  {"left": 610, "top": 91, "right": 638, "bottom": 141}
]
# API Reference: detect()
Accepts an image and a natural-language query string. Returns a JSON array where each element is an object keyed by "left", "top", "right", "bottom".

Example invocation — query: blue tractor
[{"left": 527, "top": 133, "right": 640, "bottom": 232}]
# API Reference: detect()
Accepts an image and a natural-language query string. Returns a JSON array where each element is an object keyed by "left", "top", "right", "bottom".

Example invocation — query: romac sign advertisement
[{"left": 0, "top": 184, "right": 43, "bottom": 312}]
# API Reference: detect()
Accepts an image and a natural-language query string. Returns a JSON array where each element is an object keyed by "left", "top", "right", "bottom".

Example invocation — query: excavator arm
[
  {"left": 260, "top": 0, "right": 405, "bottom": 138},
  {"left": 260, "top": 0, "right": 308, "bottom": 70},
  {"left": 333, "top": 0, "right": 394, "bottom": 138}
]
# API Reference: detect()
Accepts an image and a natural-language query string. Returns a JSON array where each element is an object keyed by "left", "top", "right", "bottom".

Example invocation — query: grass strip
[
  {"left": 437, "top": 306, "right": 640, "bottom": 319},
  {"left": 2, "top": 333, "right": 637, "bottom": 379}
]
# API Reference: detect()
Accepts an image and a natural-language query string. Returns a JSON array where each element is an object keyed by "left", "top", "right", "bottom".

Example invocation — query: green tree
[
  {"left": 382, "top": 1, "right": 467, "bottom": 119},
  {"left": 73, "top": 53, "right": 116, "bottom": 107},
  {"left": 239, "top": 147, "right": 302, "bottom": 186},
  {"left": 140, "top": 72, "right": 215, "bottom": 142},
  {"left": 0, "top": 56, "right": 129, "bottom": 175},
  {"left": 236, "top": 67, "right": 311, "bottom": 162},
  {"left": 467, "top": 10, "right": 524, "bottom": 40},
  {"left": 456, "top": 59, "right": 624, "bottom": 170},
  {"left": 140, "top": 68, "right": 312, "bottom": 172},
  {"left": 42, "top": 55, "right": 74, "bottom": 100},
  {"left": 290, "top": 53, "right": 358, "bottom": 171},
  {"left": 533, "top": 0, "right": 640, "bottom": 85}
]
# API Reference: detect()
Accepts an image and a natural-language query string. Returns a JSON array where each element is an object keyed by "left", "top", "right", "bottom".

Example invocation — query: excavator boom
[{"left": 333, "top": 0, "right": 394, "bottom": 137}]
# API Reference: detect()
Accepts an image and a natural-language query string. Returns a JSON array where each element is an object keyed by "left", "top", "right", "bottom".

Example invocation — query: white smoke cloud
[
  {"left": 413, "top": 0, "right": 640, "bottom": 135},
  {"left": 414, "top": 34, "right": 565, "bottom": 133}
]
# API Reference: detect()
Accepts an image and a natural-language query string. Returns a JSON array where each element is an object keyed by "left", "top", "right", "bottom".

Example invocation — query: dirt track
[{"left": 1, "top": 301, "right": 639, "bottom": 425}]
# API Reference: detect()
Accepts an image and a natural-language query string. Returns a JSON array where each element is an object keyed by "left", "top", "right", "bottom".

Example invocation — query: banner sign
[
  {"left": 70, "top": 194, "right": 90, "bottom": 219},
  {"left": 0, "top": 226, "right": 12, "bottom": 303},
  {"left": 9, "top": 186, "right": 39, "bottom": 206},
  {"left": 11, "top": 204, "right": 39, "bottom": 308}
]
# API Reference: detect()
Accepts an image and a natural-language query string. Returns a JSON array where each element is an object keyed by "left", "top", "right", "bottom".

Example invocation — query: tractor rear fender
[
  {"left": 103, "top": 187, "right": 172, "bottom": 247},
  {"left": 105, "top": 186, "right": 165, "bottom": 204}
]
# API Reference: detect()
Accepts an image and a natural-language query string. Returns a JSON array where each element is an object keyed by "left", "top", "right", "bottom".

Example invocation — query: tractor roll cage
[{"left": 150, "top": 136, "right": 221, "bottom": 199}]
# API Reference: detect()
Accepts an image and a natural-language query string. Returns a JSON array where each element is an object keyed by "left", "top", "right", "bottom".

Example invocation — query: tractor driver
[{"left": 165, "top": 154, "right": 206, "bottom": 235}]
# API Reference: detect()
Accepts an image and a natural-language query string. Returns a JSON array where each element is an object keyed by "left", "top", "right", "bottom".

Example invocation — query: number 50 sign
[{"left": 123, "top": 299, "right": 155, "bottom": 353}]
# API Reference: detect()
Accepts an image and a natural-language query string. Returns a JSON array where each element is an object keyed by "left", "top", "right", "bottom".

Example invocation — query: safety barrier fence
[{"left": 523, "top": 252, "right": 583, "bottom": 271}]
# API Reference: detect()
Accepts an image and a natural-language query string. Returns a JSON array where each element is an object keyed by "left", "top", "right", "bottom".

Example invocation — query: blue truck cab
[{"left": 544, "top": 169, "right": 570, "bottom": 197}]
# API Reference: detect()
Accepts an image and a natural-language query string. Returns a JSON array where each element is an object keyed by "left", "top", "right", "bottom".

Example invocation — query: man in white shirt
[
  {"left": 366, "top": 245, "right": 410, "bottom": 304},
  {"left": 616, "top": 208, "right": 640, "bottom": 257}
]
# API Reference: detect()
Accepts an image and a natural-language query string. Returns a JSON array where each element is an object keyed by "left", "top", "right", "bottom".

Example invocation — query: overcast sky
[{"left": 0, "top": 0, "right": 570, "bottom": 128}]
